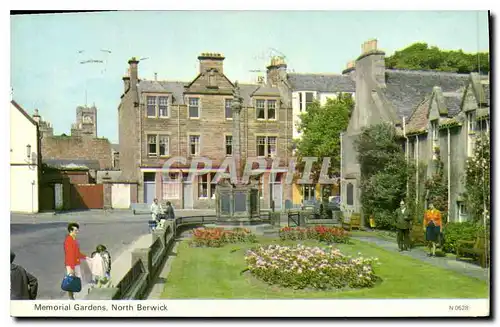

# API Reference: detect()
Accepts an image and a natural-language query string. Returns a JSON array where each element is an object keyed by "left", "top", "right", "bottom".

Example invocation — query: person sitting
[{"left": 11, "top": 252, "right": 38, "bottom": 300}]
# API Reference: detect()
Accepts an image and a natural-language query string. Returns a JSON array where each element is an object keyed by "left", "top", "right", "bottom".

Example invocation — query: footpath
[{"left": 352, "top": 235, "right": 489, "bottom": 282}]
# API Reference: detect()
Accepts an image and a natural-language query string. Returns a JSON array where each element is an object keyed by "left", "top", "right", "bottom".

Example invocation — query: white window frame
[
  {"left": 159, "top": 135, "right": 170, "bottom": 157},
  {"left": 198, "top": 174, "right": 210, "bottom": 199},
  {"left": 256, "top": 99, "right": 266, "bottom": 120},
  {"left": 305, "top": 92, "right": 315, "bottom": 110},
  {"left": 188, "top": 97, "right": 200, "bottom": 119},
  {"left": 267, "top": 99, "right": 277, "bottom": 120},
  {"left": 224, "top": 98, "right": 233, "bottom": 120},
  {"left": 189, "top": 134, "right": 201, "bottom": 156},
  {"left": 466, "top": 112, "right": 476, "bottom": 157},
  {"left": 163, "top": 172, "right": 180, "bottom": 200},
  {"left": 147, "top": 134, "right": 158, "bottom": 157},
  {"left": 303, "top": 184, "right": 316, "bottom": 201},
  {"left": 158, "top": 96, "right": 170, "bottom": 118},
  {"left": 256, "top": 135, "right": 278, "bottom": 158},
  {"left": 225, "top": 134, "right": 233, "bottom": 156},
  {"left": 457, "top": 202, "right": 468, "bottom": 222},
  {"left": 146, "top": 96, "right": 157, "bottom": 118}
]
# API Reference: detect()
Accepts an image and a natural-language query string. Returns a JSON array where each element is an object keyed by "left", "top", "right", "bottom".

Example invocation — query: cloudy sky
[{"left": 10, "top": 11, "right": 490, "bottom": 143}]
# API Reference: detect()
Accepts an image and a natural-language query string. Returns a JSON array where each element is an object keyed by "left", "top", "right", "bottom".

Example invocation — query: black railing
[
  {"left": 288, "top": 212, "right": 300, "bottom": 227},
  {"left": 114, "top": 258, "right": 145, "bottom": 299}
]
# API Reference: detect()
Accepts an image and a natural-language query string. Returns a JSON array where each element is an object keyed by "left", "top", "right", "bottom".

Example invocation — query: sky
[{"left": 10, "top": 11, "right": 490, "bottom": 144}]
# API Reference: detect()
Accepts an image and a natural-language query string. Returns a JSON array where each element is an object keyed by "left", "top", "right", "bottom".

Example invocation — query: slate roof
[
  {"left": 251, "top": 85, "right": 281, "bottom": 97},
  {"left": 238, "top": 84, "right": 260, "bottom": 106},
  {"left": 138, "top": 80, "right": 187, "bottom": 105},
  {"left": 483, "top": 83, "right": 490, "bottom": 106},
  {"left": 406, "top": 97, "right": 430, "bottom": 134},
  {"left": 382, "top": 69, "right": 470, "bottom": 120},
  {"left": 287, "top": 73, "right": 355, "bottom": 92},
  {"left": 443, "top": 92, "right": 464, "bottom": 117}
]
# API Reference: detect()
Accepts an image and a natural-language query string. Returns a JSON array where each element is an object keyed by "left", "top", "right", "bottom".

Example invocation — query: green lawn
[{"left": 161, "top": 238, "right": 488, "bottom": 299}]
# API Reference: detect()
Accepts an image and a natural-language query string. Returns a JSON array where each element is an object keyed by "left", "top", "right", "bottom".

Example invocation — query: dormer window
[{"left": 255, "top": 99, "right": 278, "bottom": 121}]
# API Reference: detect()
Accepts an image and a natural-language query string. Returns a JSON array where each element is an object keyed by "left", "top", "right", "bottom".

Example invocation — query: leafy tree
[
  {"left": 424, "top": 148, "right": 449, "bottom": 222},
  {"left": 294, "top": 93, "right": 353, "bottom": 181},
  {"left": 464, "top": 135, "right": 490, "bottom": 223},
  {"left": 354, "top": 123, "right": 408, "bottom": 229},
  {"left": 386, "top": 42, "right": 489, "bottom": 74}
]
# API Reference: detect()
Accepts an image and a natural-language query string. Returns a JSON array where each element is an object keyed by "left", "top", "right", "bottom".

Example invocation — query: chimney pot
[{"left": 154, "top": 72, "right": 158, "bottom": 81}]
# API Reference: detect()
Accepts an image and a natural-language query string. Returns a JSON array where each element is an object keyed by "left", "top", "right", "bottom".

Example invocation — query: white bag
[
  {"left": 87, "top": 254, "right": 106, "bottom": 279},
  {"left": 79, "top": 259, "right": 94, "bottom": 285}
]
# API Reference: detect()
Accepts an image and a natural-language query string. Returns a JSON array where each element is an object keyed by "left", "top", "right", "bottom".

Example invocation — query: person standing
[
  {"left": 165, "top": 201, "right": 175, "bottom": 220},
  {"left": 150, "top": 198, "right": 163, "bottom": 232},
  {"left": 424, "top": 203, "right": 442, "bottom": 257},
  {"left": 11, "top": 252, "right": 38, "bottom": 300},
  {"left": 395, "top": 200, "right": 412, "bottom": 251},
  {"left": 64, "top": 222, "right": 87, "bottom": 300}
]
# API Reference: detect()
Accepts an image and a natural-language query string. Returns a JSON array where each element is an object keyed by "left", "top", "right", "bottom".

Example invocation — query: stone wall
[{"left": 42, "top": 136, "right": 112, "bottom": 169}]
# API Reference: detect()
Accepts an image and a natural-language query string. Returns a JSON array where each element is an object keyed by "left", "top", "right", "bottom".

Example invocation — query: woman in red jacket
[{"left": 64, "top": 222, "right": 87, "bottom": 300}]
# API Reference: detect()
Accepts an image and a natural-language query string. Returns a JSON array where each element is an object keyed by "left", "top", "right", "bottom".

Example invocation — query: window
[
  {"left": 267, "top": 100, "right": 276, "bottom": 120},
  {"left": 159, "top": 135, "right": 169, "bottom": 156},
  {"left": 257, "top": 136, "right": 266, "bottom": 156},
  {"left": 268, "top": 136, "right": 277, "bottom": 157},
  {"left": 304, "top": 185, "right": 316, "bottom": 201},
  {"left": 147, "top": 96, "right": 156, "bottom": 117},
  {"left": 189, "top": 98, "right": 200, "bottom": 118},
  {"left": 163, "top": 173, "right": 180, "bottom": 200},
  {"left": 466, "top": 112, "right": 476, "bottom": 157},
  {"left": 467, "top": 112, "right": 476, "bottom": 134},
  {"left": 458, "top": 202, "right": 468, "bottom": 222},
  {"left": 257, "top": 136, "right": 277, "bottom": 157},
  {"left": 148, "top": 135, "right": 157, "bottom": 156},
  {"left": 305, "top": 92, "right": 314, "bottom": 110},
  {"left": 210, "top": 173, "right": 217, "bottom": 199},
  {"left": 299, "top": 92, "right": 303, "bottom": 112},
  {"left": 225, "top": 99, "right": 232, "bottom": 119},
  {"left": 256, "top": 99, "right": 265, "bottom": 119},
  {"left": 146, "top": 95, "right": 170, "bottom": 118},
  {"left": 431, "top": 120, "right": 439, "bottom": 141},
  {"left": 159, "top": 96, "right": 169, "bottom": 117},
  {"left": 225, "top": 135, "right": 232, "bottom": 156},
  {"left": 189, "top": 135, "right": 200, "bottom": 156},
  {"left": 198, "top": 174, "right": 209, "bottom": 198},
  {"left": 346, "top": 183, "right": 354, "bottom": 206}
]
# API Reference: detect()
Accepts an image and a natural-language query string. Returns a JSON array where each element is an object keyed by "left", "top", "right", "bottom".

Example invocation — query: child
[{"left": 90, "top": 245, "right": 111, "bottom": 286}]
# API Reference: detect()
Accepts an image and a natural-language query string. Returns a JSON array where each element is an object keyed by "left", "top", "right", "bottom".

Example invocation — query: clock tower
[{"left": 71, "top": 104, "right": 98, "bottom": 138}]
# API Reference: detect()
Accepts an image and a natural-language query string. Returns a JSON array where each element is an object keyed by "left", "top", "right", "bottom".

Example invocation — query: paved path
[
  {"left": 353, "top": 236, "right": 490, "bottom": 282},
  {"left": 10, "top": 209, "right": 215, "bottom": 300}
]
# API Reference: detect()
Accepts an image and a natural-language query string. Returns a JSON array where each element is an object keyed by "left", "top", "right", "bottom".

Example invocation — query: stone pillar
[{"left": 103, "top": 182, "right": 112, "bottom": 209}]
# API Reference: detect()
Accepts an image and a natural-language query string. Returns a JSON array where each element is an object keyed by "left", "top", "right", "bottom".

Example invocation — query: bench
[
  {"left": 456, "top": 235, "right": 488, "bottom": 268},
  {"left": 342, "top": 213, "right": 361, "bottom": 231}
]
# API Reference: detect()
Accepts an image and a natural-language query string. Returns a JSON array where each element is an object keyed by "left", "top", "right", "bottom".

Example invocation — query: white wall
[
  {"left": 112, "top": 184, "right": 131, "bottom": 209},
  {"left": 10, "top": 103, "right": 39, "bottom": 213}
]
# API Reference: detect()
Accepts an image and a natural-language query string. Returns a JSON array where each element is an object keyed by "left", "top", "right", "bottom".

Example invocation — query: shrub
[
  {"left": 442, "top": 222, "right": 482, "bottom": 253},
  {"left": 191, "top": 227, "right": 257, "bottom": 248},
  {"left": 279, "top": 226, "right": 350, "bottom": 244},
  {"left": 245, "top": 244, "right": 379, "bottom": 290},
  {"left": 372, "top": 210, "right": 395, "bottom": 230}
]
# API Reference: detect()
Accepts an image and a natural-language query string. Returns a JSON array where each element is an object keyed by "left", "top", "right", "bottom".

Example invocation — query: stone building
[
  {"left": 118, "top": 53, "right": 293, "bottom": 209},
  {"left": 71, "top": 104, "right": 98, "bottom": 138},
  {"left": 32, "top": 109, "right": 53, "bottom": 138},
  {"left": 340, "top": 39, "right": 490, "bottom": 224}
]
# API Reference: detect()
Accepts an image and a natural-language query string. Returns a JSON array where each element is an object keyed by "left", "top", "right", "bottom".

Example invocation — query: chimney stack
[
  {"left": 362, "top": 39, "right": 378, "bottom": 54},
  {"left": 33, "top": 109, "right": 41, "bottom": 124},
  {"left": 198, "top": 53, "right": 225, "bottom": 74},
  {"left": 266, "top": 56, "right": 287, "bottom": 87},
  {"left": 128, "top": 57, "right": 139, "bottom": 86},
  {"left": 154, "top": 72, "right": 158, "bottom": 81}
]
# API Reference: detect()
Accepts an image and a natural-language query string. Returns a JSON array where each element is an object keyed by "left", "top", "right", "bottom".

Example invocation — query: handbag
[{"left": 61, "top": 274, "right": 82, "bottom": 293}]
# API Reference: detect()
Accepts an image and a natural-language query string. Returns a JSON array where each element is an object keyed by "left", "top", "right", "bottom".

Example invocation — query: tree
[
  {"left": 385, "top": 43, "right": 489, "bottom": 74},
  {"left": 294, "top": 93, "right": 353, "bottom": 182},
  {"left": 354, "top": 123, "right": 408, "bottom": 229},
  {"left": 464, "top": 135, "right": 490, "bottom": 223}
]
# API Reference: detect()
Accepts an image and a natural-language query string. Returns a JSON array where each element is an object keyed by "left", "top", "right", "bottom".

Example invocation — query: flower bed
[
  {"left": 245, "top": 244, "right": 379, "bottom": 290},
  {"left": 190, "top": 227, "right": 257, "bottom": 248},
  {"left": 279, "top": 226, "right": 350, "bottom": 243}
]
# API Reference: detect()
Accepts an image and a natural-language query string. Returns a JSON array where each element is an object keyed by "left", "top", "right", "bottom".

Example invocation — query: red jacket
[{"left": 64, "top": 235, "right": 86, "bottom": 269}]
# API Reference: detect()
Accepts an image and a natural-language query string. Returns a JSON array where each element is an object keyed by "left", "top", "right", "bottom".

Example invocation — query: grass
[{"left": 161, "top": 237, "right": 488, "bottom": 299}]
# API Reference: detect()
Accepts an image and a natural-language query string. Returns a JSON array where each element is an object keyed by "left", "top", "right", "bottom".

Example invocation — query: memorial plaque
[
  {"left": 220, "top": 193, "right": 231, "bottom": 214},
  {"left": 234, "top": 191, "right": 247, "bottom": 212}
]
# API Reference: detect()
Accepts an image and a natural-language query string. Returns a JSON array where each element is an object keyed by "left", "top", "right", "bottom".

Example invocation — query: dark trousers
[{"left": 397, "top": 228, "right": 411, "bottom": 250}]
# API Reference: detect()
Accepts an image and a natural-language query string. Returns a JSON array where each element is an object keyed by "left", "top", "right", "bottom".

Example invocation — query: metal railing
[
  {"left": 288, "top": 212, "right": 300, "bottom": 227},
  {"left": 114, "top": 258, "right": 146, "bottom": 299}
]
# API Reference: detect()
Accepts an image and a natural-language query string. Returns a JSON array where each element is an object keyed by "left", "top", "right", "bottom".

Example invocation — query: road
[{"left": 11, "top": 212, "right": 154, "bottom": 299}]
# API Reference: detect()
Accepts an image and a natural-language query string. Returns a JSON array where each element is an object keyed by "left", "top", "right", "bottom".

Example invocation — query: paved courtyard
[{"left": 10, "top": 209, "right": 215, "bottom": 299}]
